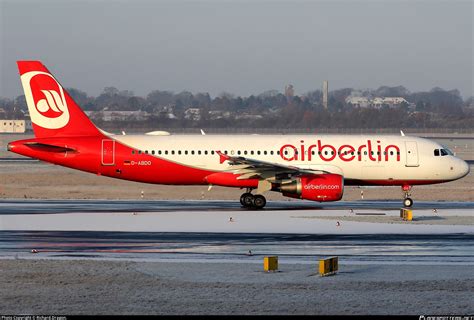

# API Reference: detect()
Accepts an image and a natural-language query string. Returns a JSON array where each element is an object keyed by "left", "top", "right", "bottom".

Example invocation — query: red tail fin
[{"left": 17, "top": 61, "right": 100, "bottom": 138}]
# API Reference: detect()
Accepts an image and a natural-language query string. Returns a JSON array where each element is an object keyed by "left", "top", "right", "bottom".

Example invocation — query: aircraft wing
[{"left": 216, "top": 151, "right": 332, "bottom": 192}]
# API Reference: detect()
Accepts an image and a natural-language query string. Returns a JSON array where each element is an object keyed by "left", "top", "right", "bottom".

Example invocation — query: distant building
[
  {"left": 209, "top": 110, "right": 232, "bottom": 120},
  {"left": 371, "top": 97, "right": 385, "bottom": 108},
  {"left": 0, "top": 120, "right": 26, "bottom": 133},
  {"left": 382, "top": 97, "right": 408, "bottom": 107},
  {"left": 156, "top": 105, "right": 177, "bottom": 119},
  {"left": 85, "top": 111, "right": 150, "bottom": 121},
  {"left": 345, "top": 96, "right": 408, "bottom": 109},
  {"left": 345, "top": 97, "right": 371, "bottom": 108}
]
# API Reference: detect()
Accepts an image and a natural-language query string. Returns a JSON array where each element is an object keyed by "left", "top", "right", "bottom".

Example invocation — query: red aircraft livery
[{"left": 8, "top": 61, "right": 470, "bottom": 209}]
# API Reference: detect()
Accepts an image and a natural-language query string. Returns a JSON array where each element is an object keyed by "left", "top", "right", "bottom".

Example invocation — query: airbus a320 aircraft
[{"left": 8, "top": 61, "right": 470, "bottom": 209}]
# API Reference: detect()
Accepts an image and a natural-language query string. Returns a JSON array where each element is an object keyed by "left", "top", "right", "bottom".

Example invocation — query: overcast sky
[{"left": 0, "top": 0, "right": 472, "bottom": 99}]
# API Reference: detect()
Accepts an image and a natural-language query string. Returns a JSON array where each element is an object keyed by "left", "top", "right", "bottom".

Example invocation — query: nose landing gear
[
  {"left": 240, "top": 189, "right": 266, "bottom": 209},
  {"left": 402, "top": 185, "right": 413, "bottom": 208}
]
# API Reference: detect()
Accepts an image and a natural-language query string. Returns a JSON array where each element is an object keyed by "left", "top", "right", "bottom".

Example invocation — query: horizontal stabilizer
[{"left": 23, "top": 142, "right": 76, "bottom": 153}]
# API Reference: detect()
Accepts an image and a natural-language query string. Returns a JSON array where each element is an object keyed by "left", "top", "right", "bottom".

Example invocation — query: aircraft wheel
[
  {"left": 253, "top": 195, "right": 266, "bottom": 209},
  {"left": 403, "top": 197, "right": 413, "bottom": 208},
  {"left": 241, "top": 193, "right": 255, "bottom": 208}
]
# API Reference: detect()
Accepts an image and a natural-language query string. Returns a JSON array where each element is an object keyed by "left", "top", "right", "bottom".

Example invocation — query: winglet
[
  {"left": 400, "top": 130, "right": 405, "bottom": 136},
  {"left": 200, "top": 129, "right": 206, "bottom": 135},
  {"left": 216, "top": 151, "right": 230, "bottom": 164}
]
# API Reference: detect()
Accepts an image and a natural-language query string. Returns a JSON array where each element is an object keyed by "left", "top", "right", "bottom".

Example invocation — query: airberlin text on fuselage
[{"left": 280, "top": 140, "right": 401, "bottom": 162}]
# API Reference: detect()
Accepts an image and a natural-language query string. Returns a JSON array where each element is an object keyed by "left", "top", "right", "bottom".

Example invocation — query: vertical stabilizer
[{"left": 17, "top": 61, "right": 100, "bottom": 138}]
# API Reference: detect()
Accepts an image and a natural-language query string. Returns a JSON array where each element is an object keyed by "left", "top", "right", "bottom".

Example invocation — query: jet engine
[{"left": 277, "top": 173, "right": 344, "bottom": 202}]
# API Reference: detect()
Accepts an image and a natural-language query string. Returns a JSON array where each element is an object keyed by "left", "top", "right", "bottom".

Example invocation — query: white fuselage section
[{"left": 113, "top": 134, "right": 469, "bottom": 185}]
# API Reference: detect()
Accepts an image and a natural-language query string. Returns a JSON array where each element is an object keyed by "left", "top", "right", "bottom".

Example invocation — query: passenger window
[
  {"left": 434, "top": 149, "right": 440, "bottom": 156},
  {"left": 277, "top": 151, "right": 280, "bottom": 155},
  {"left": 205, "top": 150, "right": 208, "bottom": 155},
  {"left": 132, "top": 150, "right": 135, "bottom": 154},
  {"left": 152, "top": 150, "right": 155, "bottom": 155},
  {"left": 270, "top": 151, "right": 274, "bottom": 155},
  {"left": 171, "top": 150, "right": 175, "bottom": 155},
  {"left": 251, "top": 151, "right": 254, "bottom": 155},
  {"left": 198, "top": 150, "right": 201, "bottom": 155},
  {"left": 211, "top": 150, "right": 215, "bottom": 155},
  {"left": 178, "top": 150, "right": 181, "bottom": 155},
  {"left": 258, "top": 151, "right": 261, "bottom": 155},
  {"left": 264, "top": 151, "right": 267, "bottom": 155},
  {"left": 138, "top": 151, "right": 142, "bottom": 154},
  {"left": 158, "top": 150, "right": 162, "bottom": 155},
  {"left": 191, "top": 151, "right": 195, "bottom": 155},
  {"left": 390, "top": 151, "right": 394, "bottom": 155},
  {"left": 237, "top": 151, "right": 241, "bottom": 155},
  {"left": 145, "top": 150, "right": 148, "bottom": 154},
  {"left": 185, "top": 151, "right": 188, "bottom": 155},
  {"left": 165, "top": 151, "right": 168, "bottom": 155}
]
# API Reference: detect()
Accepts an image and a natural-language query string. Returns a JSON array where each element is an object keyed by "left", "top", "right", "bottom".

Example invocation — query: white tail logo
[
  {"left": 36, "top": 90, "right": 66, "bottom": 113},
  {"left": 20, "top": 71, "right": 70, "bottom": 129}
]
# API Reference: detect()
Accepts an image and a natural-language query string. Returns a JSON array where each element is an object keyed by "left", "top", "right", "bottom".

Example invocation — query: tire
[
  {"left": 240, "top": 193, "right": 251, "bottom": 206},
  {"left": 253, "top": 195, "right": 266, "bottom": 209},
  {"left": 403, "top": 197, "right": 413, "bottom": 208},
  {"left": 241, "top": 193, "right": 255, "bottom": 207}
]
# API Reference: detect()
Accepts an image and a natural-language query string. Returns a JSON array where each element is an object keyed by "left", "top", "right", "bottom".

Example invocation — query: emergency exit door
[
  {"left": 101, "top": 139, "right": 115, "bottom": 165},
  {"left": 405, "top": 141, "right": 419, "bottom": 167}
]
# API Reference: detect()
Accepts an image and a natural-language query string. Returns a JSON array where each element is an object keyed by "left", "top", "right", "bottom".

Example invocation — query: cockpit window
[
  {"left": 434, "top": 147, "right": 453, "bottom": 157},
  {"left": 441, "top": 146, "right": 454, "bottom": 156}
]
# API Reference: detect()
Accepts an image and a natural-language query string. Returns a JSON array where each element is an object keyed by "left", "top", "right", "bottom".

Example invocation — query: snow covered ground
[{"left": 1, "top": 207, "right": 473, "bottom": 234}]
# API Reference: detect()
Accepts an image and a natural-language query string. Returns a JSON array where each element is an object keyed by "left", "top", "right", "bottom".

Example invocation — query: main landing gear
[
  {"left": 402, "top": 185, "right": 413, "bottom": 208},
  {"left": 240, "top": 189, "right": 266, "bottom": 209}
]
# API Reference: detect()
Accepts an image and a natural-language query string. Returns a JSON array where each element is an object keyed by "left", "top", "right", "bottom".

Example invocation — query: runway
[
  {"left": 1, "top": 199, "right": 473, "bottom": 214},
  {"left": 2, "top": 231, "right": 473, "bottom": 265},
  {"left": 0, "top": 199, "right": 473, "bottom": 265}
]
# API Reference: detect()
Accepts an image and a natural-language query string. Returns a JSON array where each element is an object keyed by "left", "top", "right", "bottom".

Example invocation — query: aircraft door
[
  {"left": 405, "top": 141, "right": 419, "bottom": 167},
  {"left": 102, "top": 139, "right": 115, "bottom": 166}
]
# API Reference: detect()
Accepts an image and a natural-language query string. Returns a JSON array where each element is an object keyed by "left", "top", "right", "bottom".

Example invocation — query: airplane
[{"left": 7, "top": 61, "right": 470, "bottom": 209}]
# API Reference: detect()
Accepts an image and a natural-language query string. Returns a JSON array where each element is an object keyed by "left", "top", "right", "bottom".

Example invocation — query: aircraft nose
[{"left": 456, "top": 158, "right": 470, "bottom": 179}]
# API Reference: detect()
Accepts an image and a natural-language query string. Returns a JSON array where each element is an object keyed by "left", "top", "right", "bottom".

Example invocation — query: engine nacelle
[{"left": 279, "top": 174, "right": 344, "bottom": 202}]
